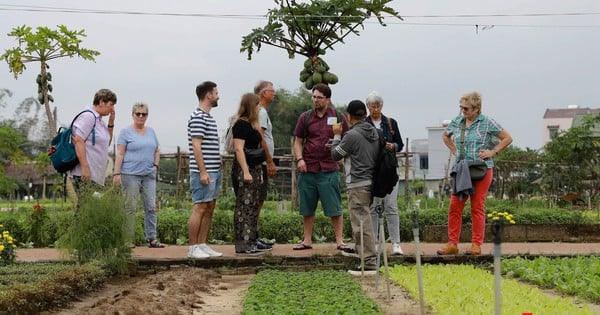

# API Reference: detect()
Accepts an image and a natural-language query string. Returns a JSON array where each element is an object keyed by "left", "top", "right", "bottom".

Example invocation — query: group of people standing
[
  {"left": 159, "top": 80, "right": 408, "bottom": 260},
  {"left": 70, "top": 82, "right": 512, "bottom": 269}
]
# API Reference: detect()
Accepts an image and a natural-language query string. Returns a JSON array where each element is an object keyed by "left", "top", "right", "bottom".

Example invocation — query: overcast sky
[{"left": 1, "top": 0, "right": 599, "bottom": 153}]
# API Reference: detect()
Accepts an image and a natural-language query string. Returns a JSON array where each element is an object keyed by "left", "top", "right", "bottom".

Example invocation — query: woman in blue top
[
  {"left": 437, "top": 91, "right": 512, "bottom": 256},
  {"left": 113, "top": 102, "right": 163, "bottom": 248}
]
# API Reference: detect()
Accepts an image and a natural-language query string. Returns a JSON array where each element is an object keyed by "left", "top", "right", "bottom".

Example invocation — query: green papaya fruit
[
  {"left": 46, "top": 72, "right": 52, "bottom": 81},
  {"left": 317, "top": 58, "right": 329, "bottom": 71},
  {"left": 47, "top": 84, "right": 53, "bottom": 92},
  {"left": 38, "top": 85, "right": 42, "bottom": 93},
  {"left": 304, "top": 77, "right": 314, "bottom": 89},
  {"left": 322, "top": 72, "right": 333, "bottom": 84},
  {"left": 36, "top": 74, "right": 42, "bottom": 84},
  {"left": 304, "top": 58, "right": 312, "bottom": 69},
  {"left": 329, "top": 73, "right": 338, "bottom": 84},
  {"left": 38, "top": 93, "right": 44, "bottom": 104},
  {"left": 48, "top": 94, "right": 54, "bottom": 102},
  {"left": 299, "top": 70, "right": 311, "bottom": 82},
  {"left": 312, "top": 72, "right": 323, "bottom": 84}
]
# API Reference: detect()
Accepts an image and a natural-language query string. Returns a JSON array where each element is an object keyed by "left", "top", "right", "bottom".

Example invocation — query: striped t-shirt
[{"left": 188, "top": 108, "right": 221, "bottom": 172}]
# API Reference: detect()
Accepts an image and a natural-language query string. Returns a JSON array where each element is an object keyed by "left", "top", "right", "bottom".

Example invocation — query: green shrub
[
  {"left": 56, "top": 187, "right": 130, "bottom": 273},
  {"left": 0, "top": 197, "right": 594, "bottom": 247}
]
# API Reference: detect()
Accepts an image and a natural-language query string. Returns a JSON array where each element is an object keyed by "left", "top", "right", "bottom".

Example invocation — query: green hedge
[{"left": 0, "top": 200, "right": 591, "bottom": 246}]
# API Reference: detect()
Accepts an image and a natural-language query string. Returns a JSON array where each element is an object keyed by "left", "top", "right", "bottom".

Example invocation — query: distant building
[
  {"left": 399, "top": 120, "right": 454, "bottom": 195},
  {"left": 542, "top": 105, "right": 600, "bottom": 144}
]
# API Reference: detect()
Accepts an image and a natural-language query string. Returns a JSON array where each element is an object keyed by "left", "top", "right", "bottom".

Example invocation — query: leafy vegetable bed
[
  {"left": 0, "top": 262, "right": 107, "bottom": 314},
  {"left": 389, "top": 263, "right": 596, "bottom": 315},
  {"left": 503, "top": 256, "right": 600, "bottom": 303},
  {"left": 243, "top": 270, "right": 381, "bottom": 315}
]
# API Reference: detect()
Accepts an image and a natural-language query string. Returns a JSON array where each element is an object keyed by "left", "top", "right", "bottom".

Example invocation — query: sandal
[
  {"left": 149, "top": 240, "right": 166, "bottom": 248},
  {"left": 292, "top": 243, "right": 313, "bottom": 250}
]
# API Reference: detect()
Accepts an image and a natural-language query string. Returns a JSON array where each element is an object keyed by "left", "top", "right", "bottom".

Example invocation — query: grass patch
[{"left": 243, "top": 270, "right": 381, "bottom": 315}]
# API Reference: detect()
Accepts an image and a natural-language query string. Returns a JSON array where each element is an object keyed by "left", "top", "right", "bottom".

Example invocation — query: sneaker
[
  {"left": 465, "top": 244, "right": 481, "bottom": 255},
  {"left": 340, "top": 247, "right": 359, "bottom": 258},
  {"left": 392, "top": 243, "right": 404, "bottom": 255},
  {"left": 257, "top": 238, "right": 275, "bottom": 246},
  {"left": 255, "top": 242, "right": 272, "bottom": 251},
  {"left": 198, "top": 243, "right": 223, "bottom": 257},
  {"left": 188, "top": 245, "right": 209, "bottom": 259},
  {"left": 235, "top": 247, "right": 265, "bottom": 256},
  {"left": 436, "top": 243, "right": 459, "bottom": 255},
  {"left": 348, "top": 266, "right": 377, "bottom": 276}
]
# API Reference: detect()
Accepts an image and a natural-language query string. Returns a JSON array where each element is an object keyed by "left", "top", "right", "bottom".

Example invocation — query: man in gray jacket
[{"left": 331, "top": 100, "right": 380, "bottom": 275}]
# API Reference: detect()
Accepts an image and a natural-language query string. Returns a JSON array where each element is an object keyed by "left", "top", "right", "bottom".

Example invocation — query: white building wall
[{"left": 541, "top": 117, "right": 572, "bottom": 144}]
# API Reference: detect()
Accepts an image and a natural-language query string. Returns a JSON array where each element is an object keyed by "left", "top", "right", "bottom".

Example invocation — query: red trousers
[{"left": 447, "top": 168, "right": 494, "bottom": 245}]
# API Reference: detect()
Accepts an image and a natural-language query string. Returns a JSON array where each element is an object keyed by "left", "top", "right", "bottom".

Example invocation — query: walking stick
[{"left": 411, "top": 200, "right": 426, "bottom": 315}]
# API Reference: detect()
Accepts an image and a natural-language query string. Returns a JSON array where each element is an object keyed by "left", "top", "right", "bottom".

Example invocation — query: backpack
[
  {"left": 48, "top": 110, "right": 97, "bottom": 173},
  {"left": 372, "top": 129, "right": 399, "bottom": 198},
  {"left": 302, "top": 108, "right": 343, "bottom": 138},
  {"left": 224, "top": 124, "right": 235, "bottom": 154}
]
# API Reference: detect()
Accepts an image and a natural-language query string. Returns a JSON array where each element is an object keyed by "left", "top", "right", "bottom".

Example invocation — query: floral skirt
[{"left": 231, "top": 161, "right": 263, "bottom": 252}]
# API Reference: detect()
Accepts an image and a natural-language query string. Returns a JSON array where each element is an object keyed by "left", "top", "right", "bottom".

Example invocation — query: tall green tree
[
  {"left": 241, "top": 0, "right": 401, "bottom": 89},
  {"left": 269, "top": 87, "right": 313, "bottom": 154},
  {"left": 1, "top": 25, "right": 100, "bottom": 135},
  {"left": 541, "top": 113, "right": 600, "bottom": 203},
  {"left": 0, "top": 125, "right": 23, "bottom": 196}
]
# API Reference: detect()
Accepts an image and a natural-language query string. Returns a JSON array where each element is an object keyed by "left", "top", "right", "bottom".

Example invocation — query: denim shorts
[{"left": 190, "top": 170, "right": 222, "bottom": 203}]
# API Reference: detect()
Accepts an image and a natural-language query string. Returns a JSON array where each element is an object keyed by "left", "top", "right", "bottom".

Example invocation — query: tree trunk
[{"left": 40, "top": 62, "right": 56, "bottom": 136}]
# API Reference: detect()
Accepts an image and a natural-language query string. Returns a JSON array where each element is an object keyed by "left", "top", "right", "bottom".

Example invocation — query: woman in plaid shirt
[{"left": 437, "top": 91, "right": 513, "bottom": 256}]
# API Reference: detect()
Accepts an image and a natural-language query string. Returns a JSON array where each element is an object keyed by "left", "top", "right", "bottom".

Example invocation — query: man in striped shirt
[{"left": 187, "top": 81, "right": 223, "bottom": 259}]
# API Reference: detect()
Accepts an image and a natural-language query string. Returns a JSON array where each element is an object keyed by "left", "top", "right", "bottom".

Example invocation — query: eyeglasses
[
  {"left": 312, "top": 95, "right": 326, "bottom": 100},
  {"left": 134, "top": 112, "right": 148, "bottom": 117},
  {"left": 459, "top": 106, "right": 472, "bottom": 112}
]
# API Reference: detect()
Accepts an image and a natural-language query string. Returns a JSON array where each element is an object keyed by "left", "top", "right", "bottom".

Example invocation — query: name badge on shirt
[{"left": 327, "top": 116, "right": 338, "bottom": 125}]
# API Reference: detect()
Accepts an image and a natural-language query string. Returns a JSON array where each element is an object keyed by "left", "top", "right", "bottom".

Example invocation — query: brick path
[{"left": 16, "top": 242, "right": 600, "bottom": 264}]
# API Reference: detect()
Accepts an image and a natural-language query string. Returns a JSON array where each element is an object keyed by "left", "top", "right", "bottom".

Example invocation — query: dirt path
[
  {"left": 42, "top": 266, "right": 251, "bottom": 315},
  {"left": 41, "top": 266, "right": 428, "bottom": 315},
  {"left": 353, "top": 274, "right": 434, "bottom": 315}
]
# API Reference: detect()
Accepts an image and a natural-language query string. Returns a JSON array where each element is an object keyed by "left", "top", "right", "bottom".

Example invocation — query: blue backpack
[{"left": 49, "top": 110, "right": 96, "bottom": 173}]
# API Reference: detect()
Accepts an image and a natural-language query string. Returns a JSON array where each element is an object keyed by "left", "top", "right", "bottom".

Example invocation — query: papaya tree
[
  {"left": 1, "top": 25, "right": 100, "bottom": 135},
  {"left": 241, "top": 0, "right": 401, "bottom": 89}
]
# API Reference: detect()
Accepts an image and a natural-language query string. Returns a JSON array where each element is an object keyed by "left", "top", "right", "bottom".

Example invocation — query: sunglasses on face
[
  {"left": 134, "top": 112, "right": 148, "bottom": 117},
  {"left": 459, "top": 106, "right": 472, "bottom": 112}
]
